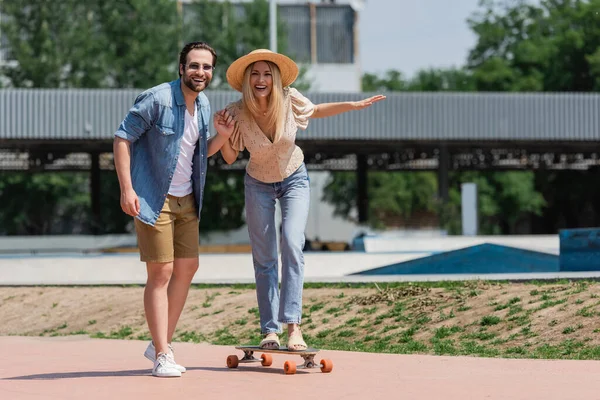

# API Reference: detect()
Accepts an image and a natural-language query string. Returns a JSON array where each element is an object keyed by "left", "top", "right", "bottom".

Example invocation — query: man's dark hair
[{"left": 179, "top": 42, "right": 217, "bottom": 77}]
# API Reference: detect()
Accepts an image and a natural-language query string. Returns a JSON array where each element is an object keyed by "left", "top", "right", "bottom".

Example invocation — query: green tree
[
  {"left": 443, "top": 171, "right": 546, "bottom": 235},
  {"left": 467, "top": 0, "right": 600, "bottom": 91},
  {"left": 322, "top": 171, "right": 439, "bottom": 229},
  {"left": 0, "top": 172, "right": 90, "bottom": 235},
  {"left": 408, "top": 68, "right": 477, "bottom": 91},
  {"left": 94, "top": 0, "right": 181, "bottom": 89},
  {"left": 323, "top": 170, "right": 545, "bottom": 234},
  {"left": 199, "top": 171, "right": 246, "bottom": 236},
  {"left": 362, "top": 70, "right": 407, "bottom": 92},
  {"left": 362, "top": 68, "right": 476, "bottom": 92},
  {"left": 0, "top": 0, "right": 180, "bottom": 88},
  {"left": 0, "top": 0, "right": 104, "bottom": 87}
]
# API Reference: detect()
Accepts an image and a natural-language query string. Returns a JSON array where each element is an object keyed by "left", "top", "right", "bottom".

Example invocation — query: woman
[{"left": 215, "top": 49, "right": 385, "bottom": 351}]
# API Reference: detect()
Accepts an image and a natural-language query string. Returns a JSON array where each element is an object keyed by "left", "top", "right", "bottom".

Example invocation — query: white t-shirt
[{"left": 168, "top": 107, "right": 199, "bottom": 197}]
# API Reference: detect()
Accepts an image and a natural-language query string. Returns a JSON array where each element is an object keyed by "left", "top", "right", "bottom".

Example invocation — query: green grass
[
  {"left": 480, "top": 315, "right": 501, "bottom": 326},
  {"left": 10, "top": 280, "right": 600, "bottom": 361},
  {"left": 91, "top": 326, "right": 133, "bottom": 340}
]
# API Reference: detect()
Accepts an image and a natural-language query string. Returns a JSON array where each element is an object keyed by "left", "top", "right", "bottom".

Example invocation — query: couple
[{"left": 113, "top": 41, "right": 385, "bottom": 378}]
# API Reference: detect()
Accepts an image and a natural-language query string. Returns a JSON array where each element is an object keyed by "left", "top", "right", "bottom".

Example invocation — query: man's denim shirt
[{"left": 115, "top": 79, "right": 210, "bottom": 226}]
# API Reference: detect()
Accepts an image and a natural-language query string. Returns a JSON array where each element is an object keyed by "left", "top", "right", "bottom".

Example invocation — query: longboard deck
[
  {"left": 235, "top": 345, "right": 319, "bottom": 355},
  {"left": 227, "top": 345, "right": 333, "bottom": 374}
]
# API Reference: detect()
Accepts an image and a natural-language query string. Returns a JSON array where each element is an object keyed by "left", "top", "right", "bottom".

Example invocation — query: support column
[
  {"left": 310, "top": 3, "right": 317, "bottom": 64},
  {"left": 90, "top": 152, "right": 101, "bottom": 234},
  {"left": 437, "top": 146, "right": 450, "bottom": 203},
  {"left": 356, "top": 154, "right": 368, "bottom": 223}
]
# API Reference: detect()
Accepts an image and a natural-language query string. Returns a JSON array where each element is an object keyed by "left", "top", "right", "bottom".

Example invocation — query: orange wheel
[
  {"left": 283, "top": 360, "right": 296, "bottom": 375},
  {"left": 261, "top": 353, "right": 273, "bottom": 367},
  {"left": 320, "top": 358, "right": 333, "bottom": 373},
  {"left": 226, "top": 355, "right": 239, "bottom": 368}
]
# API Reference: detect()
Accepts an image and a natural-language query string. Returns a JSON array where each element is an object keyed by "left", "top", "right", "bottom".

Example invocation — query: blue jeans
[{"left": 244, "top": 163, "right": 310, "bottom": 334}]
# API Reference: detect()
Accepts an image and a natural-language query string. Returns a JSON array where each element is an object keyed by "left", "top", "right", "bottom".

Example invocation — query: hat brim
[{"left": 226, "top": 51, "right": 299, "bottom": 92}]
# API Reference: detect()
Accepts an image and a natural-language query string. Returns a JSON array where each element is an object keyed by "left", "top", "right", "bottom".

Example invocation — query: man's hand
[
  {"left": 120, "top": 188, "right": 140, "bottom": 217},
  {"left": 353, "top": 94, "right": 387, "bottom": 110},
  {"left": 213, "top": 109, "right": 235, "bottom": 139}
]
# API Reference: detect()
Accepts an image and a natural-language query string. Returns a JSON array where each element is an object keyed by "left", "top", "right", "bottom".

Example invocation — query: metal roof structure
[
  {"left": 0, "top": 89, "right": 599, "bottom": 172},
  {"left": 1, "top": 89, "right": 599, "bottom": 142}
]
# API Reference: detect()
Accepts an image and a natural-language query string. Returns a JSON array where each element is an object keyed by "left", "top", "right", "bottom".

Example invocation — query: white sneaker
[
  {"left": 152, "top": 352, "right": 181, "bottom": 378},
  {"left": 144, "top": 341, "right": 186, "bottom": 373}
]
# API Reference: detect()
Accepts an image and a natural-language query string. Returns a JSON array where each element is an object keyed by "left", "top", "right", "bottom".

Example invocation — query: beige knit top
[{"left": 226, "top": 88, "right": 315, "bottom": 183}]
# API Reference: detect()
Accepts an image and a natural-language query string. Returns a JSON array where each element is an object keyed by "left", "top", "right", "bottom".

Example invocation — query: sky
[{"left": 359, "top": 0, "right": 481, "bottom": 78}]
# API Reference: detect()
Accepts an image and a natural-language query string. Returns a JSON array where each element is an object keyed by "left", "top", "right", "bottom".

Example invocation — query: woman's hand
[
  {"left": 353, "top": 94, "right": 387, "bottom": 110},
  {"left": 213, "top": 109, "right": 235, "bottom": 139}
]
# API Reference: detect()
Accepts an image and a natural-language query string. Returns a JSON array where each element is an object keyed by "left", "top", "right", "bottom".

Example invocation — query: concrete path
[
  {"left": 1, "top": 336, "right": 598, "bottom": 400},
  {"left": 1, "top": 252, "right": 600, "bottom": 286},
  {"left": 0, "top": 252, "right": 420, "bottom": 285}
]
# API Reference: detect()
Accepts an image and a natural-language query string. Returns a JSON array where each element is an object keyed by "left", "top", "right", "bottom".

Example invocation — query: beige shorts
[{"left": 134, "top": 194, "right": 199, "bottom": 263}]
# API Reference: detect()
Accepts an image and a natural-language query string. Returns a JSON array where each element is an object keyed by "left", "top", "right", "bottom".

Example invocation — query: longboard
[{"left": 226, "top": 345, "right": 333, "bottom": 375}]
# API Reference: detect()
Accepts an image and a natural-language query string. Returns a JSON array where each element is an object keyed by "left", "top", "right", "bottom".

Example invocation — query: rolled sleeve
[{"left": 115, "top": 91, "right": 156, "bottom": 143}]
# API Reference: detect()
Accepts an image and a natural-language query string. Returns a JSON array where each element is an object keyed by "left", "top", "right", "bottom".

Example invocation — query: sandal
[
  {"left": 259, "top": 333, "right": 280, "bottom": 350},
  {"left": 287, "top": 331, "right": 307, "bottom": 352}
]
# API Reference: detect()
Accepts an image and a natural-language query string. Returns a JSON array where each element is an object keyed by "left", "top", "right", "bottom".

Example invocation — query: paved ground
[{"left": 1, "top": 336, "right": 599, "bottom": 400}]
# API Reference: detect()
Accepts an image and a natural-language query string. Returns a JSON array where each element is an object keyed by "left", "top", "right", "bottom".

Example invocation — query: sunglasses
[{"left": 187, "top": 63, "right": 214, "bottom": 72}]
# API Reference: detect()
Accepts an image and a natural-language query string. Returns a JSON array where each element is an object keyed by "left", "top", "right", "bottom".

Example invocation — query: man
[{"left": 114, "top": 41, "right": 232, "bottom": 378}]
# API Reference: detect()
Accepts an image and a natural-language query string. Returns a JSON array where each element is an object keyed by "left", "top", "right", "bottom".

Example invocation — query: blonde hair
[{"left": 241, "top": 61, "right": 286, "bottom": 143}]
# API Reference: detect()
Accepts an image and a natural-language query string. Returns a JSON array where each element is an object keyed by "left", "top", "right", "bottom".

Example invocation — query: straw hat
[{"left": 226, "top": 49, "right": 299, "bottom": 92}]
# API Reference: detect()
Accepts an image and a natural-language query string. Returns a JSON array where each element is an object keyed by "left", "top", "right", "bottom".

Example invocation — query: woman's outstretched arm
[{"left": 310, "top": 94, "right": 386, "bottom": 119}]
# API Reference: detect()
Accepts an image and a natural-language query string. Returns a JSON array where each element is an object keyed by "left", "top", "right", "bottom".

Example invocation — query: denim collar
[
  {"left": 173, "top": 78, "right": 205, "bottom": 109},
  {"left": 173, "top": 79, "right": 186, "bottom": 107}
]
